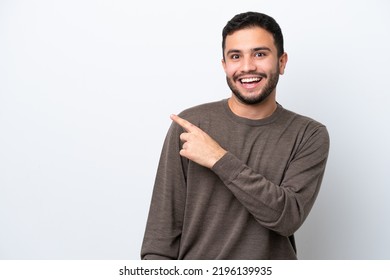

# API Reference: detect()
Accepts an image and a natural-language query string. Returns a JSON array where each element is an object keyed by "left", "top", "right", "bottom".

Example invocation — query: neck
[{"left": 228, "top": 92, "right": 277, "bottom": 120}]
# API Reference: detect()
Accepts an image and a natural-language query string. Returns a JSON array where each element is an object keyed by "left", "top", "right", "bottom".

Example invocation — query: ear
[
  {"left": 278, "top": 52, "right": 288, "bottom": 75},
  {"left": 221, "top": 58, "right": 227, "bottom": 73}
]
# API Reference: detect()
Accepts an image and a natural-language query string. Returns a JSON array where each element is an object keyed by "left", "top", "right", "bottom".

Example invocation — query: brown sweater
[{"left": 141, "top": 99, "right": 329, "bottom": 259}]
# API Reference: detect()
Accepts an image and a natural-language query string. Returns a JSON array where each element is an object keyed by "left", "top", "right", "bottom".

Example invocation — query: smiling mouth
[{"left": 239, "top": 77, "right": 262, "bottom": 84}]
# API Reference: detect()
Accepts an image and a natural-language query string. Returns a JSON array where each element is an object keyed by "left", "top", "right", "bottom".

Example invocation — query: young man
[{"left": 141, "top": 12, "right": 329, "bottom": 259}]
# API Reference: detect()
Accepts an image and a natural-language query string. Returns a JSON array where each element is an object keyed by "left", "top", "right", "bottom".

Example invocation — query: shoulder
[
  {"left": 279, "top": 106, "right": 330, "bottom": 150},
  {"left": 177, "top": 100, "right": 226, "bottom": 125},
  {"left": 280, "top": 106, "right": 327, "bottom": 131}
]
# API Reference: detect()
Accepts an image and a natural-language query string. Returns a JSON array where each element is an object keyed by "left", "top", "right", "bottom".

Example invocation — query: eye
[
  {"left": 230, "top": 54, "right": 240, "bottom": 60},
  {"left": 255, "top": 52, "right": 266, "bottom": 58}
]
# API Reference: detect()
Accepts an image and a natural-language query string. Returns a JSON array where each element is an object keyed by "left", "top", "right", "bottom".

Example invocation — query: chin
[{"left": 235, "top": 91, "right": 270, "bottom": 105}]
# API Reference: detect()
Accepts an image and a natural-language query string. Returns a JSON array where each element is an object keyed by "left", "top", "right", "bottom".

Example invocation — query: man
[{"left": 141, "top": 11, "right": 329, "bottom": 260}]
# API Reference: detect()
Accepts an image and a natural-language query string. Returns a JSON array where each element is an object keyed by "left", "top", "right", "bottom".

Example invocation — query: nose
[{"left": 241, "top": 56, "right": 257, "bottom": 72}]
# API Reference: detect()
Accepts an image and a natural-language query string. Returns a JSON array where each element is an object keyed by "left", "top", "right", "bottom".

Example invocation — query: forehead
[{"left": 224, "top": 26, "right": 276, "bottom": 52}]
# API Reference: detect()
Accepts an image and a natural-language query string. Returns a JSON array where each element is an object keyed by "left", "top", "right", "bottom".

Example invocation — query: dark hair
[{"left": 222, "top": 12, "right": 284, "bottom": 58}]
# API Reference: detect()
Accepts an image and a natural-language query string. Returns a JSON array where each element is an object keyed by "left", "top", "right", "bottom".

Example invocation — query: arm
[
  {"left": 141, "top": 121, "right": 187, "bottom": 260},
  {"left": 212, "top": 126, "right": 329, "bottom": 236},
  {"left": 171, "top": 114, "right": 330, "bottom": 237}
]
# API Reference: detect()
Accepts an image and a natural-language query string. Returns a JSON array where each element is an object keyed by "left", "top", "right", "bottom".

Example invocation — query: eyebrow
[
  {"left": 226, "top": 47, "right": 272, "bottom": 56},
  {"left": 253, "top": 47, "right": 272, "bottom": 52}
]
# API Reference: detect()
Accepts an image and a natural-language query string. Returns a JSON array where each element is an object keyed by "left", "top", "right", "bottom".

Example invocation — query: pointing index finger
[{"left": 170, "top": 114, "right": 196, "bottom": 132}]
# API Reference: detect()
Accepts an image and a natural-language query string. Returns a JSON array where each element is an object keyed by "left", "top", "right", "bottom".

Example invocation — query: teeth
[{"left": 240, "top": 77, "right": 261, "bottom": 83}]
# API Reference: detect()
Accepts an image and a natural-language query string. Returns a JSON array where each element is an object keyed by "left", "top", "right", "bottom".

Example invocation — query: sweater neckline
[{"left": 221, "top": 99, "right": 283, "bottom": 126}]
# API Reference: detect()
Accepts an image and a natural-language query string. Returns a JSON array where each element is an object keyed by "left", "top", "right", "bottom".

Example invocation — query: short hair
[{"left": 222, "top": 12, "right": 284, "bottom": 58}]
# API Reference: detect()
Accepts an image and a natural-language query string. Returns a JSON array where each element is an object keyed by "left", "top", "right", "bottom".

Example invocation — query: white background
[{"left": 1, "top": 0, "right": 389, "bottom": 259}]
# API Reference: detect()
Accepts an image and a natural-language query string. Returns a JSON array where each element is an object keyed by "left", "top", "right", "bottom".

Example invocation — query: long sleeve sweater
[{"left": 141, "top": 99, "right": 330, "bottom": 259}]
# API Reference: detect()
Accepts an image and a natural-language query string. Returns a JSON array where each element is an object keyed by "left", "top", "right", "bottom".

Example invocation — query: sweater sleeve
[
  {"left": 141, "top": 122, "right": 187, "bottom": 260},
  {"left": 211, "top": 125, "right": 330, "bottom": 237}
]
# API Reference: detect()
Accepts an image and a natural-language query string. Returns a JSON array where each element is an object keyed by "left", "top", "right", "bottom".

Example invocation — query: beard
[{"left": 226, "top": 69, "right": 280, "bottom": 105}]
